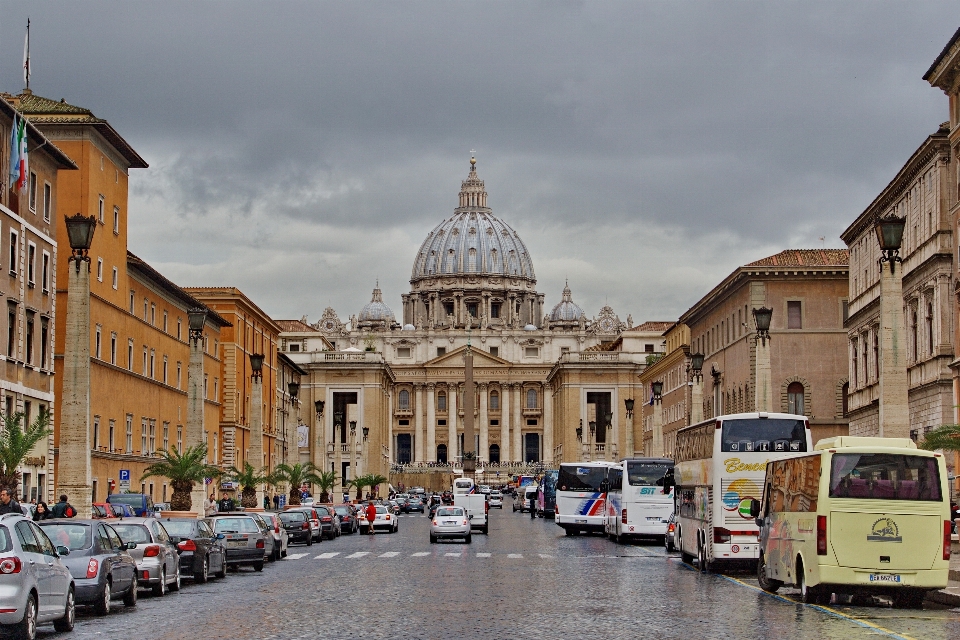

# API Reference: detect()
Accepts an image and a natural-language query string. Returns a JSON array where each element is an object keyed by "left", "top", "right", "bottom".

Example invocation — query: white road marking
[
  {"left": 445, "top": 552, "right": 461, "bottom": 557},
  {"left": 379, "top": 552, "right": 400, "bottom": 558},
  {"left": 315, "top": 552, "right": 339, "bottom": 559},
  {"left": 411, "top": 551, "right": 431, "bottom": 557},
  {"left": 476, "top": 553, "right": 491, "bottom": 558},
  {"left": 538, "top": 554, "right": 553, "bottom": 558},
  {"left": 285, "top": 553, "right": 308, "bottom": 560},
  {"left": 346, "top": 552, "right": 370, "bottom": 558},
  {"left": 508, "top": 553, "right": 523, "bottom": 558}
]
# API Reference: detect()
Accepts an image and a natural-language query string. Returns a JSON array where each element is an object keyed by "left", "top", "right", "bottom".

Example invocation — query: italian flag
[{"left": 9, "top": 114, "right": 26, "bottom": 192}]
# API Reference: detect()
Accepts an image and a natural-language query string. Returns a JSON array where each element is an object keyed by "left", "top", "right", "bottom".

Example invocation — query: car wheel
[
  {"left": 465, "top": 534, "right": 472, "bottom": 544},
  {"left": 152, "top": 568, "right": 167, "bottom": 596},
  {"left": 169, "top": 566, "right": 181, "bottom": 592},
  {"left": 430, "top": 535, "right": 437, "bottom": 544},
  {"left": 123, "top": 576, "right": 138, "bottom": 606},
  {"left": 13, "top": 592, "right": 37, "bottom": 640},
  {"left": 306, "top": 535, "right": 313, "bottom": 547},
  {"left": 253, "top": 561, "right": 264, "bottom": 572},
  {"left": 53, "top": 587, "right": 75, "bottom": 633},
  {"left": 195, "top": 556, "right": 209, "bottom": 584},
  {"left": 94, "top": 579, "right": 111, "bottom": 616}
]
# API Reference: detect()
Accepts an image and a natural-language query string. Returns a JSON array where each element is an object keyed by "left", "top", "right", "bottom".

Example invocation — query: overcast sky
[{"left": 3, "top": 2, "right": 957, "bottom": 324}]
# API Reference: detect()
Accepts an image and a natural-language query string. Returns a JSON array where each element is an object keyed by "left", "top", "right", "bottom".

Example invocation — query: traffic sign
[{"left": 118, "top": 469, "right": 130, "bottom": 491}]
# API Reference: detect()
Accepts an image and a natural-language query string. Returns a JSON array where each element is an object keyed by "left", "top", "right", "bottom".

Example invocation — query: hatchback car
[
  {"left": 333, "top": 505, "right": 358, "bottom": 534},
  {"left": 256, "top": 513, "right": 289, "bottom": 560},
  {"left": 286, "top": 507, "right": 322, "bottom": 542},
  {"left": 0, "top": 514, "right": 76, "bottom": 637},
  {"left": 278, "top": 511, "right": 313, "bottom": 546},
  {"left": 209, "top": 515, "right": 268, "bottom": 572},
  {"left": 488, "top": 491, "right": 503, "bottom": 509},
  {"left": 161, "top": 518, "right": 227, "bottom": 583},
  {"left": 248, "top": 513, "right": 279, "bottom": 562},
  {"left": 312, "top": 506, "right": 341, "bottom": 540},
  {"left": 360, "top": 505, "right": 398, "bottom": 534},
  {"left": 111, "top": 518, "right": 181, "bottom": 596},
  {"left": 430, "top": 506, "right": 472, "bottom": 543},
  {"left": 38, "top": 520, "right": 138, "bottom": 616},
  {"left": 406, "top": 497, "right": 425, "bottom": 513}
]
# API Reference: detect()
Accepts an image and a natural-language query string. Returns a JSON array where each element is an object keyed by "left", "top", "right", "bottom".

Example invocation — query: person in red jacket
[{"left": 365, "top": 502, "right": 378, "bottom": 535}]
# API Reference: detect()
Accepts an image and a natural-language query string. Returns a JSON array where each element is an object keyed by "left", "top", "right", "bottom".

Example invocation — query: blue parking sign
[{"left": 119, "top": 469, "right": 130, "bottom": 482}]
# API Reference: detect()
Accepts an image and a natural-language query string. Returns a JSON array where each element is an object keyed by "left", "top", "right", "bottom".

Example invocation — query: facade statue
[
  {"left": 480, "top": 313, "right": 487, "bottom": 329},
  {"left": 627, "top": 314, "right": 634, "bottom": 329},
  {"left": 415, "top": 314, "right": 423, "bottom": 330}
]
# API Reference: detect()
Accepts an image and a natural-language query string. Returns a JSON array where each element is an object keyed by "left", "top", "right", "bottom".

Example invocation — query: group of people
[{"left": 0, "top": 489, "right": 76, "bottom": 521}]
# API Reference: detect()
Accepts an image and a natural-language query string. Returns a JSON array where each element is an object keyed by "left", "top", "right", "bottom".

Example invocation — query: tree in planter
[
  {"left": 920, "top": 424, "right": 960, "bottom": 454},
  {"left": 314, "top": 470, "right": 338, "bottom": 503},
  {"left": 271, "top": 463, "right": 326, "bottom": 506},
  {"left": 0, "top": 410, "right": 52, "bottom": 492},
  {"left": 226, "top": 461, "right": 271, "bottom": 509},
  {"left": 141, "top": 444, "right": 221, "bottom": 511},
  {"left": 353, "top": 473, "right": 388, "bottom": 500}
]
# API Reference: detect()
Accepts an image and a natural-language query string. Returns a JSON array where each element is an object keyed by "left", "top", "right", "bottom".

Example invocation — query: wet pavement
[{"left": 39, "top": 498, "right": 960, "bottom": 639}]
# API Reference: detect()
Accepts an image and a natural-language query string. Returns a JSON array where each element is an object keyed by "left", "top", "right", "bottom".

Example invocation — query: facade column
[
  {"left": 691, "top": 375, "right": 704, "bottom": 425},
  {"left": 186, "top": 314, "right": 206, "bottom": 514},
  {"left": 542, "top": 383, "right": 553, "bottom": 464},
  {"left": 448, "top": 384, "right": 458, "bottom": 460},
  {"left": 426, "top": 383, "right": 436, "bottom": 462},
  {"left": 500, "top": 385, "right": 510, "bottom": 462},
  {"left": 59, "top": 247, "right": 93, "bottom": 519},
  {"left": 478, "top": 383, "right": 488, "bottom": 463},
  {"left": 387, "top": 386, "right": 394, "bottom": 463},
  {"left": 414, "top": 384, "right": 424, "bottom": 462},
  {"left": 249, "top": 364, "right": 265, "bottom": 508},
  {"left": 334, "top": 417, "right": 343, "bottom": 497},
  {"left": 879, "top": 262, "right": 910, "bottom": 438},
  {"left": 754, "top": 339, "right": 772, "bottom": 412},
  {"left": 651, "top": 397, "right": 664, "bottom": 458},
  {"left": 512, "top": 384, "right": 522, "bottom": 462}
]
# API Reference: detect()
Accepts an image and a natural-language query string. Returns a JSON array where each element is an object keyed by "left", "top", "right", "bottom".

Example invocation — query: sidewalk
[{"left": 925, "top": 534, "right": 960, "bottom": 607}]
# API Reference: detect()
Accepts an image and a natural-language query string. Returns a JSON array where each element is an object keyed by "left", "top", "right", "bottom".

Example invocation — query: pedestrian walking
[
  {"left": 32, "top": 501, "right": 51, "bottom": 521},
  {"left": 0, "top": 489, "right": 18, "bottom": 515},
  {"left": 203, "top": 494, "right": 218, "bottom": 517},
  {"left": 365, "top": 501, "right": 377, "bottom": 535},
  {"left": 272, "top": 494, "right": 280, "bottom": 510},
  {"left": 50, "top": 494, "right": 76, "bottom": 518},
  {"left": 264, "top": 495, "right": 270, "bottom": 510}
]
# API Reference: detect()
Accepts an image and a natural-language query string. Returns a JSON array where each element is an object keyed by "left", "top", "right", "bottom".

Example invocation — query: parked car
[
  {"left": 312, "top": 506, "right": 341, "bottom": 540},
  {"left": 161, "top": 518, "right": 227, "bottom": 583},
  {"left": 488, "top": 491, "right": 503, "bottom": 509},
  {"left": 360, "top": 505, "right": 398, "bottom": 534},
  {"left": 256, "top": 512, "right": 289, "bottom": 560},
  {"left": 248, "top": 513, "right": 279, "bottom": 562},
  {"left": 106, "top": 494, "right": 156, "bottom": 518},
  {"left": 300, "top": 497, "right": 315, "bottom": 506},
  {"left": 209, "top": 515, "right": 268, "bottom": 572},
  {"left": 286, "top": 507, "right": 322, "bottom": 542},
  {"left": 664, "top": 513, "right": 677, "bottom": 552},
  {"left": 278, "top": 511, "right": 313, "bottom": 546},
  {"left": 387, "top": 500, "right": 401, "bottom": 516},
  {"left": 333, "top": 505, "right": 359, "bottom": 534},
  {"left": 38, "top": 519, "right": 139, "bottom": 616},
  {"left": 0, "top": 514, "right": 76, "bottom": 637},
  {"left": 430, "top": 506, "right": 472, "bottom": 543},
  {"left": 110, "top": 518, "right": 181, "bottom": 596}
]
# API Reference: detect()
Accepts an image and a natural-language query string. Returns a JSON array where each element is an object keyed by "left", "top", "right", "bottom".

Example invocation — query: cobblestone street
[{"left": 34, "top": 498, "right": 959, "bottom": 640}]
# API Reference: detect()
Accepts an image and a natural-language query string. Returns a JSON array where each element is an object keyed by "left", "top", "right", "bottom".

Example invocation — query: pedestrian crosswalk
[{"left": 291, "top": 550, "right": 548, "bottom": 561}]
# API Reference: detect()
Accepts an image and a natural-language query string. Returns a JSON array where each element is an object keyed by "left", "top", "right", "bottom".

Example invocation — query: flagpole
[{"left": 24, "top": 18, "right": 30, "bottom": 91}]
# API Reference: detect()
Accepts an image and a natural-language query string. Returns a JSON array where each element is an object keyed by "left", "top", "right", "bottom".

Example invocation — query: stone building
[
  {"left": 0, "top": 95, "right": 76, "bottom": 502},
  {"left": 840, "top": 125, "right": 954, "bottom": 439}
]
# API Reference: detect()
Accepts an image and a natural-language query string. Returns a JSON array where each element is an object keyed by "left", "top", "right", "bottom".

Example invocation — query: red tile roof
[
  {"left": 745, "top": 249, "right": 848, "bottom": 268},
  {"left": 632, "top": 321, "right": 674, "bottom": 332},
  {"left": 276, "top": 320, "right": 314, "bottom": 332}
]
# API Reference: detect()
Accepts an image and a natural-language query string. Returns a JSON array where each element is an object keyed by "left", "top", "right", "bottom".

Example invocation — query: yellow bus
[{"left": 751, "top": 436, "right": 951, "bottom": 608}]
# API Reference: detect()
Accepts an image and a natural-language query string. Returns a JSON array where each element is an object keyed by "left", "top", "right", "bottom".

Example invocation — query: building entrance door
[
  {"left": 524, "top": 433, "right": 540, "bottom": 463},
  {"left": 396, "top": 434, "right": 412, "bottom": 464}
]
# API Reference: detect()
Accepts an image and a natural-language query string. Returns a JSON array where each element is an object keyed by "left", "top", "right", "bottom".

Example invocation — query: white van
[{"left": 752, "top": 436, "right": 951, "bottom": 607}]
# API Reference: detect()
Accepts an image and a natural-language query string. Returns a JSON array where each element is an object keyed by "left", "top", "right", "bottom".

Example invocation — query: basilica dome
[
  {"left": 411, "top": 158, "right": 535, "bottom": 283},
  {"left": 549, "top": 281, "right": 585, "bottom": 324},
  {"left": 358, "top": 284, "right": 395, "bottom": 327}
]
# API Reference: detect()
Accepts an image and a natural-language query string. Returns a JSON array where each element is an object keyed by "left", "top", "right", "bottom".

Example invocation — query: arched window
[
  {"left": 398, "top": 389, "right": 410, "bottom": 410},
  {"left": 437, "top": 444, "right": 448, "bottom": 464},
  {"left": 926, "top": 302, "right": 934, "bottom": 356},
  {"left": 490, "top": 391, "right": 499, "bottom": 411},
  {"left": 787, "top": 382, "right": 805, "bottom": 415},
  {"left": 437, "top": 392, "right": 446, "bottom": 411},
  {"left": 526, "top": 388, "right": 537, "bottom": 409},
  {"left": 488, "top": 444, "right": 500, "bottom": 464},
  {"left": 468, "top": 248, "right": 477, "bottom": 272}
]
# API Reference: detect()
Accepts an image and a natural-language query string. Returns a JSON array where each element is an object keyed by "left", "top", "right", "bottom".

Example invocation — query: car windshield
[
  {"left": 375, "top": 506, "right": 388, "bottom": 514},
  {"left": 213, "top": 518, "right": 260, "bottom": 533},
  {"left": 161, "top": 521, "right": 197, "bottom": 537},
  {"left": 314, "top": 507, "right": 330, "bottom": 516},
  {"left": 112, "top": 524, "right": 151, "bottom": 544},
  {"left": 39, "top": 524, "right": 91, "bottom": 551},
  {"left": 626, "top": 462, "right": 673, "bottom": 486},
  {"left": 334, "top": 507, "right": 350, "bottom": 516},
  {"left": 436, "top": 508, "right": 464, "bottom": 517},
  {"left": 279, "top": 512, "right": 305, "bottom": 523},
  {"left": 557, "top": 465, "right": 607, "bottom": 492},
  {"left": 91, "top": 505, "right": 107, "bottom": 518},
  {"left": 720, "top": 418, "right": 807, "bottom": 453},
  {"left": 109, "top": 495, "right": 146, "bottom": 507},
  {"left": 830, "top": 453, "right": 942, "bottom": 501}
]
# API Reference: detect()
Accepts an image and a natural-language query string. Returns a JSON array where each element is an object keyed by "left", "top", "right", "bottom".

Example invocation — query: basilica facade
[{"left": 279, "top": 159, "right": 666, "bottom": 488}]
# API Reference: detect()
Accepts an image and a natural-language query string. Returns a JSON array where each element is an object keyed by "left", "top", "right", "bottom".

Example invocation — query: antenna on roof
[
  {"left": 23, "top": 18, "right": 31, "bottom": 91},
  {"left": 819, "top": 236, "right": 825, "bottom": 248}
]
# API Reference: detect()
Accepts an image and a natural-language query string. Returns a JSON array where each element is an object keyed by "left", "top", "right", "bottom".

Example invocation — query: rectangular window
[
  {"left": 108, "top": 420, "right": 115, "bottom": 451},
  {"left": 163, "top": 356, "right": 168, "bottom": 383},
  {"left": 204, "top": 374, "right": 208, "bottom": 399},
  {"left": 93, "top": 416, "right": 100, "bottom": 450},
  {"left": 112, "top": 267, "right": 117, "bottom": 290},
  {"left": 110, "top": 332, "right": 117, "bottom": 365},
  {"left": 129, "top": 291, "right": 135, "bottom": 313},
  {"left": 142, "top": 347, "right": 148, "bottom": 376},
  {"left": 524, "top": 347, "right": 539, "bottom": 357},
  {"left": 149, "top": 420, "right": 156, "bottom": 454},
  {"left": 7, "top": 303, "right": 16, "bottom": 358},
  {"left": 841, "top": 299, "right": 849, "bottom": 325},
  {"left": 125, "top": 415, "right": 133, "bottom": 453},
  {"left": 9, "top": 230, "right": 18, "bottom": 274},
  {"left": 177, "top": 318, "right": 182, "bottom": 340},
  {"left": 96, "top": 258, "right": 103, "bottom": 282},
  {"left": 163, "top": 422, "right": 169, "bottom": 452},
  {"left": 40, "top": 317, "right": 48, "bottom": 369},
  {"left": 491, "top": 302, "right": 501, "bottom": 318},
  {"left": 830, "top": 453, "right": 941, "bottom": 501},
  {"left": 214, "top": 377, "right": 219, "bottom": 400},
  {"left": 41, "top": 252, "right": 49, "bottom": 293},
  {"left": 94, "top": 324, "right": 101, "bottom": 359},
  {"left": 143, "top": 299, "right": 148, "bottom": 321},
  {"left": 150, "top": 349, "right": 155, "bottom": 378},
  {"left": 98, "top": 195, "right": 104, "bottom": 223},
  {"left": 787, "top": 301, "right": 802, "bottom": 329},
  {"left": 644, "top": 344, "right": 654, "bottom": 353},
  {"left": 150, "top": 304, "right": 155, "bottom": 326},
  {"left": 437, "top": 347, "right": 446, "bottom": 357},
  {"left": 176, "top": 362, "right": 182, "bottom": 389},
  {"left": 163, "top": 311, "right": 168, "bottom": 333},
  {"left": 397, "top": 347, "right": 411, "bottom": 358},
  {"left": 177, "top": 425, "right": 183, "bottom": 453},
  {"left": 113, "top": 207, "right": 120, "bottom": 234},
  {"left": 24, "top": 313, "right": 33, "bottom": 365},
  {"left": 27, "top": 243, "right": 35, "bottom": 285},
  {"left": 289, "top": 343, "right": 300, "bottom": 352},
  {"left": 28, "top": 172, "right": 37, "bottom": 211},
  {"left": 489, "top": 346, "right": 499, "bottom": 357},
  {"left": 42, "top": 183, "right": 51, "bottom": 222},
  {"left": 127, "top": 339, "right": 134, "bottom": 371},
  {"left": 141, "top": 419, "right": 148, "bottom": 455}
]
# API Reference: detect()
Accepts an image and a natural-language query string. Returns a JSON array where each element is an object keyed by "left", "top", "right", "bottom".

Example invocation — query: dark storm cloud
[{"left": 0, "top": 1, "right": 956, "bottom": 320}]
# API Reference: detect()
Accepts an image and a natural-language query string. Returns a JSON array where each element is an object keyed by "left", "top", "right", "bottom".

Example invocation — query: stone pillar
[
  {"left": 478, "top": 383, "right": 489, "bottom": 463},
  {"left": 187, "top": 325, "right": 206, "bottom": 514},
  {"left": 512, "top": 384, "right": 522, "bottom": 463},
  {"left": 624, "top": 397, "right": 634, "bottom": 459},
  {"left": 414, "top": 384, "right": 424, "bottom": 462},
  {"left": 542, "top": 383, "right": 553, "bottom": 464},
  {"left": 387, "top": 386, "right": 394, "bottom": 463},
  {"left": 426, "top": 383, "right": 436, "bottom": 462},
  {"left": 879, "top": 263, "right": 910, "bottom": 438},
  {"left": 691, "top": 375, "right": 704, "bottom": 425},
  {"left": 249, "top": 372, "right": 264, "bottom": 507},
  {"left": 448, "top": 384, "right": 458, "bottom": 460},
  {"left": 754, "top": 339, "right": 772, "bottom": 412},
  {"left": 651, "top": 397, "right": 664, "bottom": 458},
  {"left": 334, "top": 418, "right": 343, "bottom": 496},
  {"left": 58, "top": 257, "right": 92, "bottom": 519},
  {"left": 500, "top": 385, "right": 510, "bottom": 462}
]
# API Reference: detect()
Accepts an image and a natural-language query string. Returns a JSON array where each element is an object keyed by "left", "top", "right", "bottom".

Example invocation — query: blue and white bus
[
  {"left": 555, "top": 461, "right": 616, "bottom": 535},
  {"left": 604, "top": 458, "right": 674, "bottom": 543}
]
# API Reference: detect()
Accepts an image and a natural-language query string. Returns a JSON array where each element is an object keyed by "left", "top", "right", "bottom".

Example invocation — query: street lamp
[
  {"left": 349, "top": 420, "right": 357, "bottom": 436},
  {"left": 875, "top": 212, "right": 906, "bottom": 274},
  {"left": 589, "top": 421, "right": 596, "bottom": 437},
  {"left": 605, "top": 410, "right": 613, "bottom": 430},
  {"left": 362, "top": 426, "right": 370, "bottom": 441},
  {"left": 187, "top": 308, "right": 207, "bottom": 345},
  {"left": 249, "top": 353, "right": 265, "bottom": 379},
  {"left": 752, "top": 307, "right": 773, "bottom": 346},
  {"left": 64, "top": 213, "right": 97, "bottom": 272},
  {"left": 576, "top": 419, "right": 583, "bottom": 442},
  {"left": 688, "top": 352, "right": 705, "bottom": 380},
  {"left": 288, "top": 381, "right": 300, "bottom": 400},
  {"left": 651, "top": 380, "right": 664, "bottom": 400},
  {"left": 624, "top": 398, "right": 635, "bottom": 418},
  {"left": 314, "top": 400, "right": 325, "bottom": 418}
]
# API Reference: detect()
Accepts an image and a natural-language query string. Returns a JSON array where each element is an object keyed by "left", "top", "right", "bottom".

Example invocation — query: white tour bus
[
  {"left": 604, "top": 458, "right": 675, "bottom": 543},
  {"left": 556, "top": 461, "right": 617, "bottom": 535},
  {"left": 670, "top": 412, "right": 812, "bottom": 572}
]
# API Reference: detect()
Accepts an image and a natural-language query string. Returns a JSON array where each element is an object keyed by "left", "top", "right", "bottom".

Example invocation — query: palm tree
[
  {"left": 271, "top": 462, "right": 325, "bottom": 506},
  {"left": 314, "top": 470, "right": 338, "bottom": 503},
  {"left": 141, "top": 444, "right": 221, "bottom": 511},
  {"left": 226, "top": 461, "right": 270, "bottom": 509},
  {"left": 920, "top": 424, "right": 960, "bottom": 454},
  {"left": 352, "top": 473, "right": 388, "bottom": 500},
  {"left": 0, "top": 410, "right": 52, "bottom": 492}
]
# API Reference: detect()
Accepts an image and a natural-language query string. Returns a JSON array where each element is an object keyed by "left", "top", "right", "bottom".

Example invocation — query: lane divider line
[
  {"left": 285, "top": 553, "right": 308, "bottom": 560},
  {"left": 315, "top": 552, "right": 339, "bottom": 559},
  {"left": 378, "top": 552, "right": 400, "bottom": 558},
  {"left": 345, "top": 552, "right": 369, "bottom": 559}
]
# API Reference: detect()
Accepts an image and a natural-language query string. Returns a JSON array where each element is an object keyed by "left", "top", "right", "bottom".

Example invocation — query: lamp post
[
  {"left": 576, "top": 419, "right": 584, "bottom": 461},
  {"left": 688, "top": 352, "right": 705, "bottom": 425},
  {"left": 603, "top": 410, "right": 614, "bottom": 461},
  {"left": 334, "top": 411, "right": 344, "bottom": 497},
  {"left": 248, "top": 353, "right": 265, "bottom": 508},
  {"left": 650, "top": 381, "right": 664, "bottom": 457},
  {"left": 752, "top": 307, "right": 774, "bottom": 412},
  {"left": 287, "top": 380, "right": 300, "bottom": 469},
  {"left": 588, "top": 420, "right": 596, "bottom": 461},
  {"left": 59, "top": 214, "right": 97, "bottom": 518},
  {"left": 184, "top": 307, "right": 208, "bottom": 514},
  {"left": 349, "top": 419, "right": 359, "bottom": 479},
  {"left": 874, "top": 213, "right": 909, "bottom": 437},
  {"left": 624, "top": 398, "right": 635, "bottom": 458}
]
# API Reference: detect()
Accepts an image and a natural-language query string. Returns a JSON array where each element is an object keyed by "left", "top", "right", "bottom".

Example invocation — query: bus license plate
[
  {"left": 869, "top": 574, "right": 901, "bottom": 583},
  {"left": 575, "top": 519, "right": 587, "bottom": 524}
]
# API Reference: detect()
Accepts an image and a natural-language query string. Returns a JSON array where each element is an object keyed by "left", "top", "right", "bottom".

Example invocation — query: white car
[
  {"left": 359, "top": 505, "right": 398, "bottom": 534},
  {"left": 488, "top": 491, "right": 503, "bottom": 508},
  {"left": 430, "top": 506, "right": 472, "bottom": 543},
  {"left": 478, "top": 485, "right": 491, "bottom": 495}
]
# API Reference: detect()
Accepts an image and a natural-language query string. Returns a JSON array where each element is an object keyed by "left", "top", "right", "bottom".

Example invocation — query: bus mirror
[
  {"left": 661, "top": 471, "right": 674, "bottom": 494},
  {"left": 749, "top": 499, "right": 761, "bottom": 519},
  {"left": 599, "top": 480, "right": 609, "bottom": 494}
]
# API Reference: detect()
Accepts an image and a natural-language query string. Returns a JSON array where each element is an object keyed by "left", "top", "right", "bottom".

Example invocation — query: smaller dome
[
  {"left": 358, "top": 283, "right": 395, "bottom": 324},
  {"left": 402, "top": 323, "right": 416, "bottom": 331},
  {"left": 549, "top": 281, "right": 585, "bottom": 322},
  {"left": 524, "top": 324, "right": 537, "bottom": 331}
]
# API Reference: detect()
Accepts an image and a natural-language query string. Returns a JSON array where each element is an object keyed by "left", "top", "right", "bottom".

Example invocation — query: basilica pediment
[{"left": 424, "top": 344, "right": 512, "bottom": 367}]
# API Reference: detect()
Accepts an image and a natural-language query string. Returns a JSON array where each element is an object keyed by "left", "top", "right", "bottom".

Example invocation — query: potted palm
[
  {"left": 225, "top": 461, "right": 270, "bottom": 509},
  {"left": 0, "top": 410, "right": 52, "bottom": 493},
  {"left": 271, "top": 462, "right": 326, "bottom": 506},
  {"left": 313, "top": 470, "right": 338, "bottom": 503},
  {"left": 141, "top": 443, "right": 221, "bottom": 513}
]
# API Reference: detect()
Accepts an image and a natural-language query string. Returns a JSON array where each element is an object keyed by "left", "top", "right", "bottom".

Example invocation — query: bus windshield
[
  {"left": 829, "top": 453, "right": 942, "bottom": 501},
  {"left": 542, "top": 470, "right": 558, "bottom": 494},
  {"left": 626, "top": 462, "right": 672, "bottom": 486},
  {"left": 558, "top": 465, "right": 606, "bottom": 492},
  {"left": 721, "top": 418, "right": 806, "bottom": 453}
]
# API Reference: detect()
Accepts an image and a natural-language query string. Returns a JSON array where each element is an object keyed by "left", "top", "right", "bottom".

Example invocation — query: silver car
[
  {"left": 111, "top": 518, "right": 181, "bottom": 596},
  {"left": 254, "top": 512, "right": 288, "bottom": 561},
  {"left": 0, "top": 513, "right": 76, "bottom": 638},
  {"left": 209, "top": 515, "right": 268, "bottom": 572},
  {"left": 429, "top": 506, "right": 472, "bottom": 543}
]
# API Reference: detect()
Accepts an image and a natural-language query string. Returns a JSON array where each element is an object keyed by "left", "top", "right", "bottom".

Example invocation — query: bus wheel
[
  {"left": 797, "top": 560, "right": 825, "bottom": 604},
  {"left": 757, "top": 554, "right": 781, "bottom": 593},
  {"left": 564, "top": 527, "right": 574, "bottom": 537},
  {"left": 697, "top": 539, "right": 711, "bottom": 574}
]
